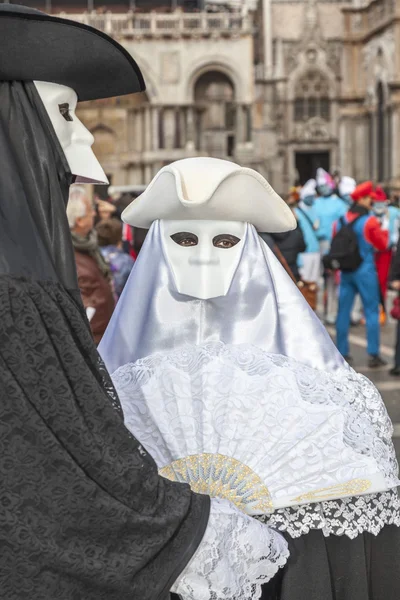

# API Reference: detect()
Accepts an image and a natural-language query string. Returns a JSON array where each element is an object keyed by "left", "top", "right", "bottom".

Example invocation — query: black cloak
[{"left": 0, "top": 81, "right": 209, "bottom": 599}]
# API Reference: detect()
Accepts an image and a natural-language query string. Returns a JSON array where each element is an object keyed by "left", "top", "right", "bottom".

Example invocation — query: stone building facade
[{"left": 25, "top": 0, "right": 400, "bottom": 194}]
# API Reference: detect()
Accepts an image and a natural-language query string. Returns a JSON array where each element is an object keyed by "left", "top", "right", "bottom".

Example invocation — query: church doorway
[{"left": 295, "top": 151, "right": 330, "bottom": 185}]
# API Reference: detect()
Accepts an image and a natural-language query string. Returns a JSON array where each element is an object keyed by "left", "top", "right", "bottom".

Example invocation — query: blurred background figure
[
  {"left": 96, "top": 218, "right": 135, "bottom": 299},
  {"left": 334, "top": 182, "right": 388, "bottom": 367},
  {"left": 270, "top": 188, "right": 306, "bottom": 281},
  {"left": 372, "top": 186, "right": 395, "bottom": 323},
  {"left": 338, "top": 175, "right": 356, "bottom": 206},
  {"left": 314, "top": 168, "right": 348, "bottom": 323},
  {"left": 296, "top": 178, "right": 320, "bottom": 285},
  {"left": 67, "top": 186, "right": 115, "bottom": 345},
  {"left": 96, "top": 197, "right": 117, "bottom": 223},
  {"left": 389, "top": 243, "right": 400, "bottom": 376}
]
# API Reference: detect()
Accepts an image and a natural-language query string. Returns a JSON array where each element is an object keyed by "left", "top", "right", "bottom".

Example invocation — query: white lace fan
[{"left": 112, "top": 343, "right": 392, "bottom": 515}]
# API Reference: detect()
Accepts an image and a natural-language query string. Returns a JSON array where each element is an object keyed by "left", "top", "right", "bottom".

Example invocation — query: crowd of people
[
  {"left": 66, "top": 186, "right": 135, "bottom": 343},
  {"left": 265, "top": 168, "right": 400, "bottom": 374}
]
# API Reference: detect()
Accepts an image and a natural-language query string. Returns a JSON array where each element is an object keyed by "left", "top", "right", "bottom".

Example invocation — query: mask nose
[
  {"left": 71, "top": 117, "right": 95, "bottom": 146},
  {"left": 188, "top": 239, "right": 219, "bottom": 266},
  {"left": 189, "top": 256, "right": 219, "bottom": 266}
]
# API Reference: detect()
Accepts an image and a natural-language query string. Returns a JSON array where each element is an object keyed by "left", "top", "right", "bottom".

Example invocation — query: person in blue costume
[
  {"left": 335, "top": 182, "right": 388, "bottom": 368},
  {"left": 314, "top": 174, "right": 348, "bottom": 323},
  {"left": 295, "top": 179, "right": 320, "bottom": 284},
  {"left": 314, "top": 186, "right": 348, "bottom": 249}
]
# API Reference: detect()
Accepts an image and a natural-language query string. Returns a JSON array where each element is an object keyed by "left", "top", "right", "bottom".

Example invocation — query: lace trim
[
  {"left": 171, "top": 497, "right": 289, "bottom": 600},
  {"left": 256, "top": 489, "right": 400, "bottom": 539},
  {"left": 112, "top": 342, "right": 399, "bottom": 509}
]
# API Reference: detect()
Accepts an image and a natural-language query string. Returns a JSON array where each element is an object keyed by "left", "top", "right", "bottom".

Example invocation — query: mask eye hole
[
  {"left": 59, "top": 103, "right": 73, "bottom": 122},
  {"left": 212, "top": 234, "right": 241, "bottom": 249},
  {"left": 171, "top": 232, "right": 198, "bottom": 247}
]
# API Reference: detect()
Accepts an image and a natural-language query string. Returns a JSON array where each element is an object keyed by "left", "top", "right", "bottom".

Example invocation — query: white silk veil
[{"left": 100, "top": 221, "right": 344, "bottom": 374}]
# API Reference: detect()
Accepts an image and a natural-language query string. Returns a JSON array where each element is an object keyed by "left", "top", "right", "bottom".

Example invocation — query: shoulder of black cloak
[{"left": 0, "top": 82, "right": 210, "bottom": 597}]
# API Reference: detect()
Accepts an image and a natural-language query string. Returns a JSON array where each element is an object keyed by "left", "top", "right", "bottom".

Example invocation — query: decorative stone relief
[
  {"left": 361, "top": 29, "right": 395, "bottom": 82},
  {"left": 283, "top": 42, "right": 299, "bottom": 74},
  {"left": 326, "top": 42, "right": 341, "bottom": 76},
  {"left": 293, "top": 117, "right": 330, "bottom": 141}
]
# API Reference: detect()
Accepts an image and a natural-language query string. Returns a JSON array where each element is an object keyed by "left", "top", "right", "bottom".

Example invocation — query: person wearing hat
[
  {"left": 269, "top": 189, "right": 306, "bottom": 282},
  {"left": 0, "top": 6, "right": 287, "bottom": 600},
  {"left": 314, "top": 169, "right": 348, "bottom": 323},
  {"left": 371, "top": 186, "right": 396, "bottom": 319},
  {"left": 100, "top": 157, "right": 400, "bottom": 600},
  {"left": 295, "top": 178, "right": 321, "bottom": 285},
  {"left": 334, "top": 181, "right": 389, "bottom": 367}
]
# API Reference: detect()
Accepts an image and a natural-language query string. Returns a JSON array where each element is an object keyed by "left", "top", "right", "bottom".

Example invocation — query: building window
[{"left": 294, "top": 71, "right": 331, "bottom": 122}]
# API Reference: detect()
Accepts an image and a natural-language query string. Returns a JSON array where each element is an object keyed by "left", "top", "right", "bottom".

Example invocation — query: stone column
[
  {"left": 180, "top": 108, "right": 186, "bottom": 149},
  {"left": 195, "top": 109, "right": 203, "bottom": 152},
  {"left": 236, "top": 104, "right": 245, "bottom": 145},
  {"left": 164, "top": 109, "right": 175, "bottom": 150},
  {"left": 152, "top": 106, "right": 159, "bottom": 151},
  {"left": 262, "top": 0, "right": 273, "bottom": 78},
  {"left": 135, "top": 108, "right": 142, "bottom": 153},
  {"left": 391, "top": 101, "right": 400, "bottom": 187},
  {"left": 186, "top": 106, "right": 195, "bottom": 150},
  {"left": 245, "top": 105, "right": 252, "bottom": 143},
  {"left": 144, "top": 106, "right": 152, "bottom": 152}
]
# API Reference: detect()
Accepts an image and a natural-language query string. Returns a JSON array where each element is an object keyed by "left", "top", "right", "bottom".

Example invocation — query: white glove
[{"left": 171, "top": 497, "right": 289, "bottom": 600}]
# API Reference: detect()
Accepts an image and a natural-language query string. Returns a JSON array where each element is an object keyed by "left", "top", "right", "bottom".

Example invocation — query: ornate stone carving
[
  {"left": 361, "top": 29, "right": 395, "bottom": 82},
  {"left": 293, "top": 117, "right": 330, "bottom": 142},
  {"left": 326, "top": 42, "right": 341, "bottom": 76},
  {"left": 283, "top": 42, "right": 299, "bottom": 74}
]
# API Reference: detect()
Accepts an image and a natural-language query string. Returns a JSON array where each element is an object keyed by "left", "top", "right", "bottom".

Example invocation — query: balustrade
[{"left": 59, "top": 11, "right": 252, "bottom": 37}]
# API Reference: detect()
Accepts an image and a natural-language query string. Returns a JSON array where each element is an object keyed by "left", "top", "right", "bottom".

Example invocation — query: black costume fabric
[
  {"left": 261, "top": 526, "right": 400, "bottom": 600},
  {"left": 0, "top": 81, "right": 209, "bottom": 599}
]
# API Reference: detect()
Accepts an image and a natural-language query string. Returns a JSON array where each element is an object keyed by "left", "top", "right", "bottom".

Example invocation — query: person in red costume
[
  {"left": 334, "top": 181, "right": 389, "bottom": 367},
  {"left": 372, "top": 187, "right": 398, "bottom": 321}
]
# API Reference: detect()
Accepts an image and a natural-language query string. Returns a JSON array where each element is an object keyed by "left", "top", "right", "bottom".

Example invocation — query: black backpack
[{"left": 323, "top": 216, "right": 363, "bottom": 272}]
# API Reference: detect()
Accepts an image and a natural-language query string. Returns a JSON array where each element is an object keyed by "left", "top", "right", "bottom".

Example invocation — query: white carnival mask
[
  {"left": 161, "top": 219, "right": 246, "bottom": 300},
  {"left": 34, "top": 80, "right": 108, "bottom": 185}
]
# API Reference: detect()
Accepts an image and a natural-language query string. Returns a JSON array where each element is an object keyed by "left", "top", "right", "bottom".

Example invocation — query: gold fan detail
[{"left": 160, "top": 453, "right": 273, "bottom": 514}]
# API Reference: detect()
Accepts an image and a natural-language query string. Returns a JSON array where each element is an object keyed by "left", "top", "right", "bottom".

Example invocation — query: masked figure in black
[{"left": 0, "top": 5, "right": 288, "bottom": 600}]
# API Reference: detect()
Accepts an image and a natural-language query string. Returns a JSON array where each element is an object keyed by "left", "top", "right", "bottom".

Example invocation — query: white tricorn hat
[{"left": 122, "top": 157, "right": 296, "bottom": 232}]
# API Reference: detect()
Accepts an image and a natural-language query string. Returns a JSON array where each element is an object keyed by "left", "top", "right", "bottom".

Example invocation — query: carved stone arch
[
  {"left": 186, "top": 58, "right": 244, "bottom": 104},
  {"left": 191, "top": 66, "right": 240, "bottom": 158}
]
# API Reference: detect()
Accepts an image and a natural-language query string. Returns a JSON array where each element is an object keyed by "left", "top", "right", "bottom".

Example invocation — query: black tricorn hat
[{"left": 0, "top": 4, "right": 145, "bottom": 101}]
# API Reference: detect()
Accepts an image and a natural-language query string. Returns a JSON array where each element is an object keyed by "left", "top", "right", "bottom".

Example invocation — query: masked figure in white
[{"left": 100, "top": 157, "right": 400, "bottom": 600}]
